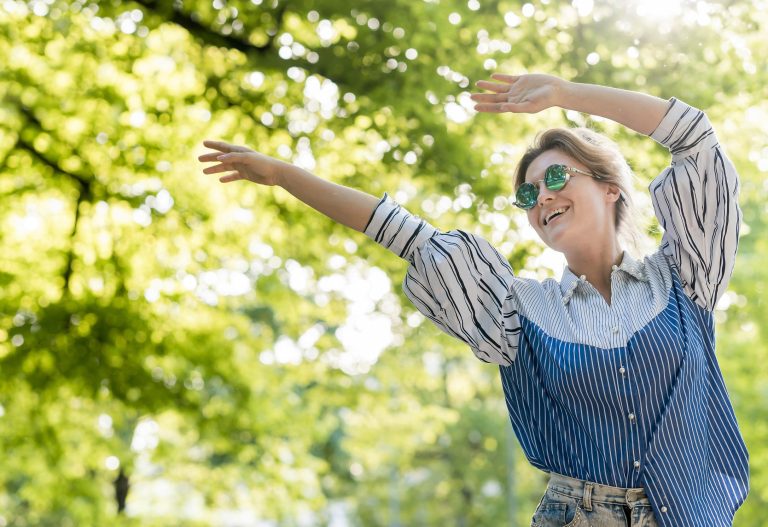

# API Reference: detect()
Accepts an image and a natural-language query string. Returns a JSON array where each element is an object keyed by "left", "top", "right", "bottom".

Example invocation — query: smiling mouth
[{"left": 544, "top": 207, "right": 570, "bottom": 226}]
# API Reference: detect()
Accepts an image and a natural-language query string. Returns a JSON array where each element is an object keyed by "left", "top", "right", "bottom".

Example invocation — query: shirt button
[
  {"left": 628, "top": 413, "right": 636, "bottom": 422},
  {"left": 661, "top": 506, "right": 668, "bottom": 513},
  {"left": 612, "top": 326, "right": 620, "bottom": 334},
  {"left": 579, "top": 274, "right": 586, "bottom": 281},
  {"left": 633, "top": 460, "right": 641, "bottom": 469},
  {"left": 619, "top": 366, "right": 626, "bottom": 375},
  {"left": 612, "top": 265, "right": 618, "bottom": 271}
]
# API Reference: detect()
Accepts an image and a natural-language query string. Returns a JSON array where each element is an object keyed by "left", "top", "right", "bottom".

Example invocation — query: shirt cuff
[
  {"left": 649, "top": 97, "right": 684, "bottom": 142},
  {"left": 649, "top": 97, "right": 714, "bottom": 158},
  {"left": 363, "top": 193, "right": 438, "bottom": 260}
]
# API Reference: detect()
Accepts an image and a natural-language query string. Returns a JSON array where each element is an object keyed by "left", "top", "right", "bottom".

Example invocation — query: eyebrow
[
  {"left": 524, "top": 166, "right": 548, "bottom": 184},
  {"left": 524, "top": 173, "right": 544, "bottom": 185}
]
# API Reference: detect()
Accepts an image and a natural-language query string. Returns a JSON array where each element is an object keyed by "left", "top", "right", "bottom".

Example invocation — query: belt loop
[{"left": 583, "top": 483, "right": 593, "bottom": 512}]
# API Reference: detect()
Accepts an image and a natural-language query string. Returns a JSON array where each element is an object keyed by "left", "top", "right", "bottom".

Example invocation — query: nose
[{"left": 537, "top": 182, "right": 557, "bottom": 207}]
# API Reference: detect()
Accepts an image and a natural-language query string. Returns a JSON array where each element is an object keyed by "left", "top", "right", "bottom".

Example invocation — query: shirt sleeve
[
  {"left": 364, "top": 193, "right": 519, "bottom": 365},
  {"left": 648, "top": 98, "right": 742, "bottom": 311}
]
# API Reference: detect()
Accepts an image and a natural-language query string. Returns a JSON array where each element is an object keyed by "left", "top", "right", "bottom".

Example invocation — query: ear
[{"left": 604, "top": 183, "right": 622, "bottom": 204}]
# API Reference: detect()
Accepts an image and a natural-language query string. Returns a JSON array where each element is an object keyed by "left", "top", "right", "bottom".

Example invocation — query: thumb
[{"left": 501, "top": 102, "right": 531, "bottom": 113}]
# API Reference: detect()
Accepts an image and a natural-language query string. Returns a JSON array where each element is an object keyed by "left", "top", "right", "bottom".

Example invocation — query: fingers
[
  {"left": 198, "top": 148, "right": 249, "bottom": 164},
  {"left": 199, "top": 140, "right": 252, "bottom": 161},
  {"left": 198, "top": 141, "right": 230, "bottom": 163},
  {"left": 490, "top": 73, "right": 520, "bottom": 83},
  {"left": 474, "top": 80, "right": 511, "bottom": 93},
  {"left": 202, "top": 162, "right": 234, "bottom": 175},
  {"left": 199, "top": 141, "right": 250, "bottom": 184},
  {"left": 216, "top": 152, "right": 248, "bottom": 162},
  {"left": 473, "top": 102, "right": 533, "bottom": 114},
  {"left": 202, "top": 139, "right": 251, "bottom": 151},
  {"left": 219, "top": 173, "right": 242, "bottom": 183},
  {"left": 201, "top": 160, "right": 243, "bottom": 182},
  {"left": 202, "top": 140, "right": 233, "bottom": 152},
  {"left": 474, "top": 74, "right": 520, "bottom": 91},
  {"left": 472, "top": 103, "right": 510, "bottom": 113},
  {"left": 198, "top": 152, "right": 223, "bottom": 162},
  {"left": 469, "top": 92, "right": 509, "bottom": 103}
]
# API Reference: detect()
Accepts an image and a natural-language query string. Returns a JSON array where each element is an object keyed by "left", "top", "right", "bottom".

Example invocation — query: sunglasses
[{"left": 513, "top": 164, "right": 596, "bottom": 210}]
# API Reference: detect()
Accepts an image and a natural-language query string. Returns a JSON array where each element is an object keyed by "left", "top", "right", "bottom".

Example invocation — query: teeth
[{"left": 545, "top": 207, "right": 568, "bottom": 225}]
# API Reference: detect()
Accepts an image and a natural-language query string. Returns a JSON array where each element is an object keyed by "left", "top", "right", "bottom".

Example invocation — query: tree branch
[
  {"left": 17, "top": 135, "right": 87, "bottom": 294},
  {"left": 14, "top": 104, "right": 93, "bottom": 295},
  {"left": 132, "top": 0, "right": 278, "bottom": 53},
  {"left": 16, "top": 137, "right": 91, "bottom": 193},
  {"left": 131, "top": 0, "right": 380, "bottom": 94},
  {"left": 15, "top": 104, "right": 93, "bottom": 191}
]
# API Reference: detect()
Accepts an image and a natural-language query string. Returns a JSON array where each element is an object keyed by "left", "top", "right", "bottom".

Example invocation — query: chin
[
  {"left": 542, "top": 235, "right": 574, "bottom": 255},
  {"left": 536, "top": 223, "right": 580, "bottom": 254}
]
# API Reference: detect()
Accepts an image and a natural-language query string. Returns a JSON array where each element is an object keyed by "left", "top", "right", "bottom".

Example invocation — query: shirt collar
[{"left": 559, "top": 251, "right": 648, "bottom": 304}]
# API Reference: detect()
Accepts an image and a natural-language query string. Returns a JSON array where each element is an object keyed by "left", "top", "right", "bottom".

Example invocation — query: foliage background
[{"left": 1, "top": 0, "right": 766, "bottom": 525}]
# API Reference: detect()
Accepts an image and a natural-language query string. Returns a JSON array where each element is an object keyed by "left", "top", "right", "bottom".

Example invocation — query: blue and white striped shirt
[{"left": 363, "top": 98, "right": 748, "bottom": 526}]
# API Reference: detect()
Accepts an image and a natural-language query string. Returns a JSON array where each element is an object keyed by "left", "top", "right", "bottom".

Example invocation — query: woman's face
[{"left": 523, "top": 149, "right": 620, "bottom": 254}]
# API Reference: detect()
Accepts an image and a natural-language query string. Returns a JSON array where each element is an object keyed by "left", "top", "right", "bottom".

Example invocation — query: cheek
[
  {"left": 526, "top": 211, "right": 540, "bottom": 229},
  {"left": 528, "top": 216, "right": 546, "bottom": 239}
]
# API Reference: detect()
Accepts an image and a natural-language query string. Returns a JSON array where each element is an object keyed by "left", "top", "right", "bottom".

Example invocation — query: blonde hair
[{"left": 514, "top": 127, "right": 651, "bottom": 255}]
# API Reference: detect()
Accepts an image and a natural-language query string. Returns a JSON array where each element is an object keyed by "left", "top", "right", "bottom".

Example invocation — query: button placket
[
  {"left": 607, "top": 307, "right": 623, "bottom": 345},
  {"left": 608, "top": 271, "right": 629, "bottom": 347},
  {"left": 562, "top": 278, "right": 580, "bottom": 305},
  {"left": 619, "top": 344, "right": 642, "bottom": 478}
]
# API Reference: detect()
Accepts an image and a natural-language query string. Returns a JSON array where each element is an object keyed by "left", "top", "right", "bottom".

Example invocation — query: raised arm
[
  {"left": 556, "top": 81, "right": 668, "bottom": 135},
  {"left": 199, "top": 140, "right": 380, "bottom": 232},
  {"left": 200, "top": 140, "right": 520, "bottom": 365},
  {"left": 471, "top": 73, "right": 668, "bottom": 135},
  {"left": 646, "top": 100, "right": 741, "bottom": 310},
  {"left": 472, "top": 74, "right": 742, "bottom": 310}
]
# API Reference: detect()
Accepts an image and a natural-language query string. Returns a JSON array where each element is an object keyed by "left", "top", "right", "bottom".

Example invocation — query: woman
[{"left": 199, "top": 74, "right": 748, "bottom": 526}]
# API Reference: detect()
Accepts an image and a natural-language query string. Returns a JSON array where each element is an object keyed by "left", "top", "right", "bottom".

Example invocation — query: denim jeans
[{"left": 531, "top": 472, "right": 659, "bottom": 527}]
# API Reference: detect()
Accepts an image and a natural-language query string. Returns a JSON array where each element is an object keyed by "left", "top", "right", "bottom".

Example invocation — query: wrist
[
  {"left": 554, "top": 79, "right": 577, "bottom": 110},
  {"left": 275, "top": 169, "right": 287, "bottom": 188},
  {"left": 275, "top": 164, "right": 297, "bottom": 189}
]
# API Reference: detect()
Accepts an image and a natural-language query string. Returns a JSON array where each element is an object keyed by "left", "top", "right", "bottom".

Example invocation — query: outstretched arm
[
  {"left": 199, "top": 140, "right": 380, "bottom": 232},
  {"left": 471, "top": 73, "right": 668, "bottom": 135},
  {"left": 200, "top": 140, "right": 520, "bottom": 364}
]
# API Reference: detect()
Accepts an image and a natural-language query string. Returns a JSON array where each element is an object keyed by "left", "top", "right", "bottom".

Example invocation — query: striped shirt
[{"left": 363, "top": 98, "right": 748, "bottom": 526}]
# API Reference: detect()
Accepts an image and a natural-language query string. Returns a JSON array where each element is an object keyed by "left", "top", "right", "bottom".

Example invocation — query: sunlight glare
[{"left": 635, "top": 0, "right": 684, "bottom": 19}]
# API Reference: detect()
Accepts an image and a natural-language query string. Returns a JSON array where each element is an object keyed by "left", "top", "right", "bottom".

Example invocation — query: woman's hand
[
  {"left": 198, "top": 140, "right": 293, "bottom": 186},
  {"left": 470, "top": 73, "right": 566, "bottom": 114}
]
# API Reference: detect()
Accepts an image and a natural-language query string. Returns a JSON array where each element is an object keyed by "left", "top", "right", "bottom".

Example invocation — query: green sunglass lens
[
  {"left": 545, "top": 165, "right": 568, "bottom": 190},
  {"left": 515, "top": 183, "right": 538, "bottom": 209},
  {"left": 516, "top": 165, "right": 572, "bottom": 209}
]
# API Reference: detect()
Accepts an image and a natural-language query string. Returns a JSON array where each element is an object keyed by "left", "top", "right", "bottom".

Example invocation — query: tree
[{"left": 1, "top": 0, "right": 766, "bottom": 524}]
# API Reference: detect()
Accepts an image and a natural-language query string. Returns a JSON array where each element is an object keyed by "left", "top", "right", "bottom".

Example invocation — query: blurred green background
[{"left": 1, "top": 0, "right": 766, "bottom": 525}]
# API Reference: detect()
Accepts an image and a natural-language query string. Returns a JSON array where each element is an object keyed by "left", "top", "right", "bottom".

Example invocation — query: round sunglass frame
[{"left": 513, "top": 164, "right": 595, "bottom": 210}]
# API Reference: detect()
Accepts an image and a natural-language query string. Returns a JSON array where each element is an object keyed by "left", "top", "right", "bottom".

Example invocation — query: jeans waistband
[{"left": 546, "top": 471, "right": 650, "bottom": 509}]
